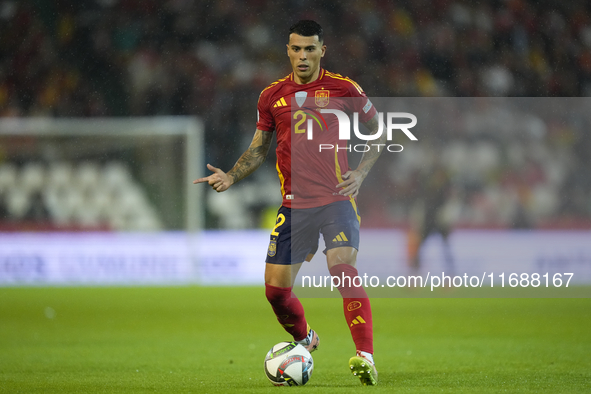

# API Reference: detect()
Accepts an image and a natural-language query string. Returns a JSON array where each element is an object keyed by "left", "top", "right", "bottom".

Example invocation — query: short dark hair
[{"left": 289, "top": 20, "right": 323, "bottom": 43}]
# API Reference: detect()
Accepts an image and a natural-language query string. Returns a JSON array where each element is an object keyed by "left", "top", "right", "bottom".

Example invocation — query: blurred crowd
[{"left": 1, "top": 0, "right": 591, "bottom": 229}]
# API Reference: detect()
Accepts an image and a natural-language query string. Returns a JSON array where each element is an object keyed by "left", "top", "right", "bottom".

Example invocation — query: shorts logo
[
  {"left": 347, "top": 301, "right": 362, "bottom": 311},
  {"left": 332, "top": 231, "right": 349, "bottom": 243},
  {"left": 267, "top": 240, "right": 277, "bottom": 257},
  {"left": 315, "top": 89, "right": 329, "bottom": 107}
]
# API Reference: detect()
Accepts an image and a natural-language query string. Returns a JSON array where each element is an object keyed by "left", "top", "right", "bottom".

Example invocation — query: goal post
[{"left": 0, "top": 116, "right": 204, "bottom": 232}]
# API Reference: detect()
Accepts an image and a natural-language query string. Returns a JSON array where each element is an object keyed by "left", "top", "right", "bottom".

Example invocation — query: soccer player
[
  {"left": 194, "top": 20, "right": 385, "bottom": 386},
  {"left": 407, "top": 165, "right": 455, "bottom": 274}
]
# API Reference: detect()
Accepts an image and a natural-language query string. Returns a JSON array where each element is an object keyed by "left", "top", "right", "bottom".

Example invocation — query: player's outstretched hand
[
  {"left": 336, "top": 170, "right": 365, "bottom": 198},
  {"left": 193, "top": 164, "right": 233, "bottom": 192}
]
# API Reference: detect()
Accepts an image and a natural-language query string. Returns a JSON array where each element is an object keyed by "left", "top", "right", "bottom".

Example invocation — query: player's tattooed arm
[
  {"left": 193, "top": 129, "right": 273, "bottom": 192},
  {"left": 227, "top": 129, "right": 274, "bottom": 185},
  {"left": 336, "top": 114, "right": 387, "bottom": 198}
]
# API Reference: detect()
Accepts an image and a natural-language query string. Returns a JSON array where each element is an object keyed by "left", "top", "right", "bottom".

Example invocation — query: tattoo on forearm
[
  {"left": 228, "top": 130, "right": 273, "bottom": 184},
  {"left": 356, "top": 115, "right": 387, "bottom": 177}
]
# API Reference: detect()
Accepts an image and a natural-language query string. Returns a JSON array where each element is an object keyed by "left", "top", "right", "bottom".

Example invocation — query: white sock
[{"left": 359, "top": 351, "right": 374, "bottom": 365}]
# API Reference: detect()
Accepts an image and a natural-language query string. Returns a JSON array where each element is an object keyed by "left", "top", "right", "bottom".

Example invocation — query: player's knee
[{"left": 326, "top": 247, "right": 358, "bottom": 270}]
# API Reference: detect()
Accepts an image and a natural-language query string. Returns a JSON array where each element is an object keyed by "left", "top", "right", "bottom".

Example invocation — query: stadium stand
[
  {"left": 1, "top": 0, "right": 590, "bottom": 230},
  {"left": 0, "top": 161, "right": 162, "bottom": 231}
]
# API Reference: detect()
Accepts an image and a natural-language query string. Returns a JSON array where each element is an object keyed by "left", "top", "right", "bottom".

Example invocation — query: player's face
[{"left": 287, "top": 33, "right": 326, "bottom": 84}]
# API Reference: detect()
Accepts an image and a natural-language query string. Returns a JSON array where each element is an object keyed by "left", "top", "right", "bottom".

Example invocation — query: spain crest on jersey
[
  {"left": 267, "top": 239, "right": 277, "bottom": 257},
  {"left": 315, "top": 89, "right": 329, "bottom": 107}
]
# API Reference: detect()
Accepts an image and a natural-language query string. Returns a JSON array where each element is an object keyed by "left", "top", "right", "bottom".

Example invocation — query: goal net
[{"left": 0, "top": 116, "right": 203, "bottom": 232}]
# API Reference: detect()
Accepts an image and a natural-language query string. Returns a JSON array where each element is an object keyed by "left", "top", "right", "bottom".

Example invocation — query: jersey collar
[{"left": 290, "top": 68, "right": 326, "bottom": 84}]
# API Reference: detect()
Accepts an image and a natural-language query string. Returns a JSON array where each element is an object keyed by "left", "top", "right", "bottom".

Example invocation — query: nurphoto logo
[{"left": 296, "top": 106, "right": 418, "bottom": 153}]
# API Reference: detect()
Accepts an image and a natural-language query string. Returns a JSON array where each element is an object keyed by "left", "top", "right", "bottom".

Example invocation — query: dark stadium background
[{"left": 1, "top": 0, "right": 591, "bottom": 231}]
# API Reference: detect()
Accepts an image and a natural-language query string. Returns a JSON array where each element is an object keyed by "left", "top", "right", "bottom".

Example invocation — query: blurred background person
[{"left": 407, "top": 163, "right": 455, "bottom": 274}]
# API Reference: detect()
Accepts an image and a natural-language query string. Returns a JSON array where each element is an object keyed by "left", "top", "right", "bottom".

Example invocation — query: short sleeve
[
  {"left": 256, "top": 90, "right": 275, "bottom": 132},
  {"left": 348, "top": 82, "right": 377, "bottom": 124}
]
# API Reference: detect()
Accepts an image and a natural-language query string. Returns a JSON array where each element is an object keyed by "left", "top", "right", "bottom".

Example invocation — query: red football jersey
[{"left": 257, "top": 69, "right": 376, "bottom": 209}]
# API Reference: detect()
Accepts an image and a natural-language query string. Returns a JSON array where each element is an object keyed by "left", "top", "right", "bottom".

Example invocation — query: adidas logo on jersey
[{"left": 273, "top": 97, "right": 287, "bottom": 107}]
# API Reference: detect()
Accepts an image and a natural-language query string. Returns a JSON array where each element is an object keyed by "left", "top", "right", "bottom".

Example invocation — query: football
[{"left": 263, "top": 342, "right": 314, "bottom": 386}]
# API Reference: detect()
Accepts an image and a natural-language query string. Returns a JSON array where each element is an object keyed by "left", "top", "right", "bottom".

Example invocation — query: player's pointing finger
[
  {"left": 193, "top": 176, "right": 210, "bottom": 184},
  {"left": 194, "top": 164, "right": 225, "bottom": 184}
]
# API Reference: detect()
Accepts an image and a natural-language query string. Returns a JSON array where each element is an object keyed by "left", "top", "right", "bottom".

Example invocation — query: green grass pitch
[{"left": 1, "top": 286, "right": 590, "bottom": 393}]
